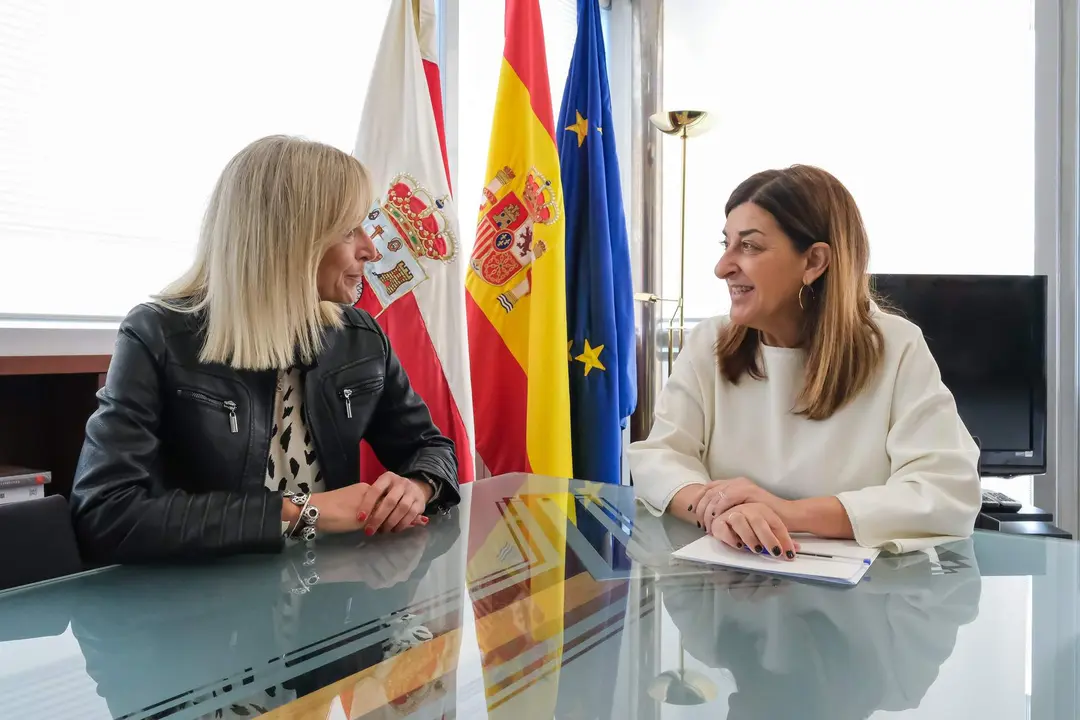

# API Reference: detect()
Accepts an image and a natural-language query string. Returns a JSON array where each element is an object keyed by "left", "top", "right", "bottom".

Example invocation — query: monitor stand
[{"left": 972, "top": 435, "right": 1071, "bottom": 539}]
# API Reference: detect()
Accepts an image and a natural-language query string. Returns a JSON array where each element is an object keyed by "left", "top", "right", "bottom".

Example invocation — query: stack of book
[{"left": 0, "top": 465, "right": 50, "bottom": 505}]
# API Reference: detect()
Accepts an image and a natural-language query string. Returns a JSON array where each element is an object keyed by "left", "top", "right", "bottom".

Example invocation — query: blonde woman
[
  {"left": 628, "top": 165, "right": 981, "bottom": 558},
  {"left": 71, "top": 136, "right": 458, "bottom": 564}
]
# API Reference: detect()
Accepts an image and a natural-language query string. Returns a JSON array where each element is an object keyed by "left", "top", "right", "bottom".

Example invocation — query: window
[
  {"left": 663, "top": 0, "right": 1034, "bottom": 324},
  {"left": 456, "top": 0, "right": 579, "bottom": 216},
  {"left": 0, "top": 0, "right": 392, "bottom": 319}
]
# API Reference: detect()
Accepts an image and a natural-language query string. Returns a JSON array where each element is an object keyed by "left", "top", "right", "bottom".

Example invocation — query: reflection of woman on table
[
  {"left": 629, "top": 165, "right": 981, "bottom": 557},
  {"left": 63, "top": 521, "right": 461, "bottom": 718},
  {"left": 661, "top": 542, "right": 982, "bottom": 720}
]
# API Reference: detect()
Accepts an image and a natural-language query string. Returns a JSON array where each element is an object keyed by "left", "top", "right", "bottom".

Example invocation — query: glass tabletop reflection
[{"left": 0, "top": 473, "right": 1076, "bottom": 719}]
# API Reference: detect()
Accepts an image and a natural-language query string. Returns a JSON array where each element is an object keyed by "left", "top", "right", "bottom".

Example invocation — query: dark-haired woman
[{"left": 629, "top": 165, "right": 980, "bottom": 558}]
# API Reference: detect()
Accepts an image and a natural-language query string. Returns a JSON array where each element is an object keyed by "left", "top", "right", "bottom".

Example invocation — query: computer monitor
[{"left": 869, "top": 274, "right": 1047, "bottom": 477}]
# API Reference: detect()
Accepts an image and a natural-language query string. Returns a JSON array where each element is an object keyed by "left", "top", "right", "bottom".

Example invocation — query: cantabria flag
[{"left": 353, "top": 0, "right": 474, "bottom": 485}]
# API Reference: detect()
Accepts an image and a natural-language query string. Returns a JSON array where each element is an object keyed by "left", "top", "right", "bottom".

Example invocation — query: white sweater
[{"left": 628, "top": 311, "right": 982, "bottom": 553}]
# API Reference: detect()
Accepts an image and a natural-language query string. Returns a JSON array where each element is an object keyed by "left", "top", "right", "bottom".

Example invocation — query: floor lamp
[{"left": 636, "top": 110, "right": 711, "bottom": 377}]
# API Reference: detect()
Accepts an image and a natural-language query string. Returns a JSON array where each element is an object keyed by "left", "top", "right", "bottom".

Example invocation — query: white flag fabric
[{"left": 353, "top": 0, "right": 475, "bottom": 484}]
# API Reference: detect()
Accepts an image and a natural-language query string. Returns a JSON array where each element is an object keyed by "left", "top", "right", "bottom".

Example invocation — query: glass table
[{"left": 1, "top": 473, "right": 1077, "bottom": 719}]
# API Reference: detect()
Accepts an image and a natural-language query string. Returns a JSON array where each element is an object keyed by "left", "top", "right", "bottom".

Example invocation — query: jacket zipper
[
  {"left": 338, "top": 379, "right": 382, "bottom": 420},
  {"left": 177, "top": 388, "right": 238, "bottom": 433}
]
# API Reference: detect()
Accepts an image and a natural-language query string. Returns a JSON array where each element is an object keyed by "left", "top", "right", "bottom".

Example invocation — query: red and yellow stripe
[{"left": 465, "top": 0, "right": 572, "bottom": 479}]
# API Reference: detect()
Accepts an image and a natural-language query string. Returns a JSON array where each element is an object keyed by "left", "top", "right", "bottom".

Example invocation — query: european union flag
[{"left": 557, "top": 0, "right": 636, "bottom": 485}]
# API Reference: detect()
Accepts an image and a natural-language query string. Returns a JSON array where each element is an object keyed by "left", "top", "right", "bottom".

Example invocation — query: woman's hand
[
  {"left": 283, "top": 474, "right": 430, "bottom": 537},
  {"left": 355, "top": 471, "right": 432, "bottom": 535},
  {"left": 303, "top": 483, "right": 375, "bottom": 534},
  {"left": 708, "top": 502, "right": 798, "bottom": 560},
  {"left": 695, "top": 477, "right": 788, "bottom": 529}
]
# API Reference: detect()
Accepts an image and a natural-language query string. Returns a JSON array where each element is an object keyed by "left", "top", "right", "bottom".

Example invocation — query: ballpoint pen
[
  {"left": 793, "top": 550, "right": 872, "bottom": 564},
  {"left": 747, "top": 545, "right": 872, "bottom": 564}
]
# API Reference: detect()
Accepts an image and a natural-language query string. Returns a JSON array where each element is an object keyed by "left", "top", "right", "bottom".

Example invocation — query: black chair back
[{"left": 0, "top": 495, "right": 83, "bottom": 591}]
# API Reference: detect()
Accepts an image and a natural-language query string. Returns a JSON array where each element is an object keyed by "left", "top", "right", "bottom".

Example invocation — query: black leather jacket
[{"left": 70, "top": 303, "right": 459, "bottom": 565}]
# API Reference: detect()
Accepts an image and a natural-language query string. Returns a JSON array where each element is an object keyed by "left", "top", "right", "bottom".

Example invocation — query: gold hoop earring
[{"left": 798, "top": 284, "right": 814, "bottom": 310}]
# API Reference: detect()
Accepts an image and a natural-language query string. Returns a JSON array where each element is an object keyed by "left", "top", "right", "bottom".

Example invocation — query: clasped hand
[
  {"left": 691, "top": 478, "right": 799, "bottom": 560},
  {"left": 306, "top": 471, "right": 432, "bottom": 535}
]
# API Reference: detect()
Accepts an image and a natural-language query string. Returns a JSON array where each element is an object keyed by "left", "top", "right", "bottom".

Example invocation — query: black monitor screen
[{"left": 869, "top": 274, "right": 1047, "bottom": 476}]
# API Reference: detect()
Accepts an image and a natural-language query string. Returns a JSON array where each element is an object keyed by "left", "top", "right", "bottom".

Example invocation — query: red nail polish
[
  {"left": 420, "top": 517, "right": 429, "bottom": 524},
  {"left": 357, "top": 511, "right": 367, "bottom": 521},
  {"left": 365, "top": 527, "right": 375, "bottom": 536}
]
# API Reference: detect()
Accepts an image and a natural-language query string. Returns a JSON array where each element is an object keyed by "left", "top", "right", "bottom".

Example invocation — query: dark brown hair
[{"left": 715, "top": 165, "right": 883, "bottom": 420}]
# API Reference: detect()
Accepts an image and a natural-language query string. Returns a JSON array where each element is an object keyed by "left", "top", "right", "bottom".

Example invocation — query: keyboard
[{"left": 981, "top": 490, "right": 1023, "bottom": 513}]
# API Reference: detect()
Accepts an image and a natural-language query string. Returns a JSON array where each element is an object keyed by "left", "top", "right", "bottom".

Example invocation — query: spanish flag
[{"left": 465, "top": 0, "right": 573, "bottom": 478}]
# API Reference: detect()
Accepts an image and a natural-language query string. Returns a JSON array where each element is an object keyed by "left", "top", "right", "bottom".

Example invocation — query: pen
[
  {"left": 747, "top": 546, "right": 872, "bottom": 564},
  {"left": 796, "top": 550, "right": 872, "bottom": 564}
]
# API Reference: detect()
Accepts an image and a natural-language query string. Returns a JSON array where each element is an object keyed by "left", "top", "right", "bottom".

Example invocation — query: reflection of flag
[
  {"left": 465, "top": 476, "right": 574, "bottom": 719},
  {"left": 555, "top": 493, "right": 629, "bottom": 720},
  {"left": 353, "top": 0, "right": 474, "bottom": 484},
  {"left": 557, "top": 0, "right": 636, "bottom": 485},
  {"left": 464, "top": 0, "right": 572, "bottom": 478}
]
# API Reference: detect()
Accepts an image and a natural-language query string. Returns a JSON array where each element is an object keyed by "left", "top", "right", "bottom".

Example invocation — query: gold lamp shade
[{"left": 649, "top": 110, "right": 710, "bottom": 137}]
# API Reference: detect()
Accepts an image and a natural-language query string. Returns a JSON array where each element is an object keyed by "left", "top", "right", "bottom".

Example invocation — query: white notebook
[{"left": 672, "top": 534, "right": 880, "bottom": 586}]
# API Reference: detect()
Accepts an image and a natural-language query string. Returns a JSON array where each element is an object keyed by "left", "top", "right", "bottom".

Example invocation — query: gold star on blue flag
[
  {"left": 575, "top": 339, "right": 606, "bottom": 376},
  {"left": 565, "top": 110, "right": 589, "bottom": 147}
]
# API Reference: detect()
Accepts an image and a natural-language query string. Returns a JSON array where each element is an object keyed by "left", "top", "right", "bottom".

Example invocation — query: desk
[{"left": 0, "top": 473, "right": 1077, "bottom": 719}]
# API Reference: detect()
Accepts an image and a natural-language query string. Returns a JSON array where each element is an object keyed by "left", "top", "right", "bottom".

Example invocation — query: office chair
[{"left": 0, "top": 494, "right": 83, "bottom": 591}]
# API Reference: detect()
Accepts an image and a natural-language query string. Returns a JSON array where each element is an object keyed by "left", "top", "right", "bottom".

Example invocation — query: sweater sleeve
[
  {"left": 628, "top": 323, "right": 714, "bottom": 515},
  {"left": 836, "top": 330, "right": 982, "bottom": 552}
]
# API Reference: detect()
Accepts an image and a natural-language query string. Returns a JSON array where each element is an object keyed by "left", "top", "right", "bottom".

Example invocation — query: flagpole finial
[{"left": 649, "top": 110, "right": 711, "bottom": 138}]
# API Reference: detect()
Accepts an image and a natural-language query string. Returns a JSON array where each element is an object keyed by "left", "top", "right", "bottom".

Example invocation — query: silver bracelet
[
  {"left": 283, "top": 491, "right": 320, "bottom": 542},
  {"left": 282, "top": 491, "right": 303, "bottom": 536}
]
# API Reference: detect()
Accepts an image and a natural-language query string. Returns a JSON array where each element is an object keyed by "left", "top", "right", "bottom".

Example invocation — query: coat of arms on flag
[
  {"left": 468, "top": 165, "right": 560, "bottom": 314},
  {"left": 357, "top": 173, "right": 458, "bottom": 317}
]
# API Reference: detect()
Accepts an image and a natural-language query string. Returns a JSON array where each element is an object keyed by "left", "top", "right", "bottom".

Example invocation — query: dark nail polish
[
  {"left": 786, "top": 550, "right": 795, "bottom": 559},
  {"left": 754, "top": 545, "right": 763, "bottom": 554},
  {"left": 688, "top": 504, "right": 694, "bottom": 512},
  {"left": 696, "top": 521, "right": 701, "bottom": 529},
  {"left": 772, "top": 546, "right": 781, "bottom": 556},
  {"left": 736, "top": 542, "right": 743, "bottom": 549}
]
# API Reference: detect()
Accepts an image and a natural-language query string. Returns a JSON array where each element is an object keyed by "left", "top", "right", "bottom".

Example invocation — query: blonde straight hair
[
  {"left": 157, "top": 135, "right": 373, "bottom": 370},
  {"left": 715, "top": 165, "right": 884, "bottom": 420}
]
